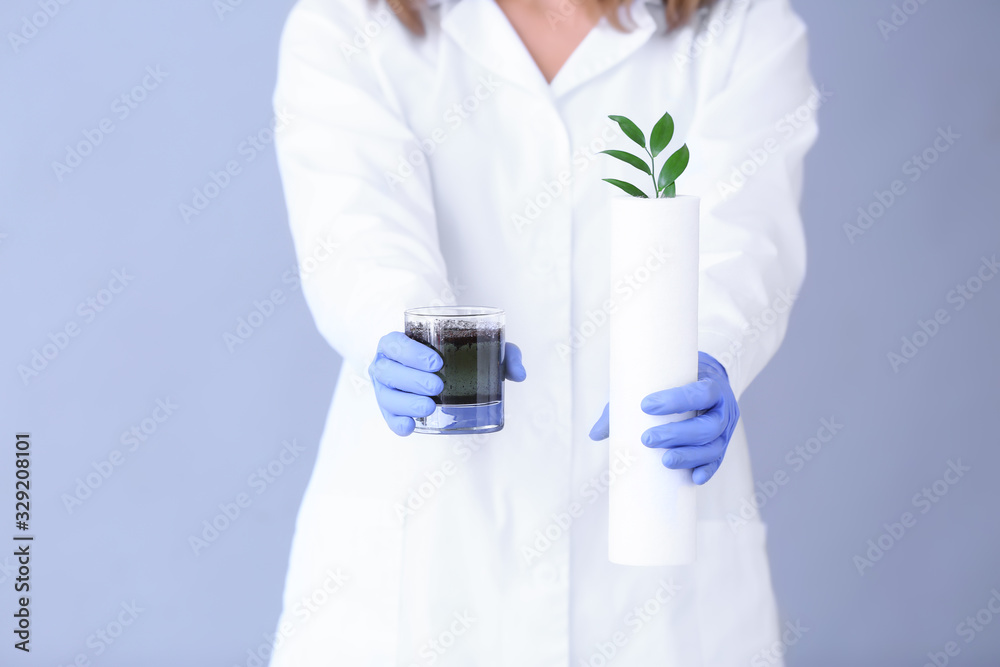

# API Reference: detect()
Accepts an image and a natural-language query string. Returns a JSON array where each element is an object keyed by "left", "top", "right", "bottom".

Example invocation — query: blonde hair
[{"left": 382, "top": 0, "right": 716, "bottom": 36}]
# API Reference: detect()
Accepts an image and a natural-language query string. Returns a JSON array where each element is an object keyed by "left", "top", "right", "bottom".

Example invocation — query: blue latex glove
[
  {"left": 368, "top": 331, "right": 527, "bottom": 436},
  {"left": 589, "top": 351, "right": 740, "bottom": 485}
]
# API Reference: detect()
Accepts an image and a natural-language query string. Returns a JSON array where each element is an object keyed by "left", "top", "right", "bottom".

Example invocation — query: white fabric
[{"left": 269, "top": 0, "right": 818, "bottom": 663}]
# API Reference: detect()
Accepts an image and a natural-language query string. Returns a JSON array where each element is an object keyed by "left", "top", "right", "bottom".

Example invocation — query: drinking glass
[{"left": 403, "top": 306, "right": 505, "bottom": 434}]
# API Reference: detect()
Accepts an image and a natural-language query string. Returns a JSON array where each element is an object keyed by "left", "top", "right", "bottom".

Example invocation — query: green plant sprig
[{"left": 600, "top": 111, "right": 689, "bottom": 198}]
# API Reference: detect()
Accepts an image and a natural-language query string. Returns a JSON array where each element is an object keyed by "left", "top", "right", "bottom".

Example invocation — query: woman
[{"left": 269, "top": 0, "right": 817, "bottom": 663}]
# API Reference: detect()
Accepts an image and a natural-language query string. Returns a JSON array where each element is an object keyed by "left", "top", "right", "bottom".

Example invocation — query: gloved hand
[
  {"left": 588, "top": 351, "right": 740, "bottom": 485},
  {"left": 368, "top": 331, "right": 527, "bottom": 436}
]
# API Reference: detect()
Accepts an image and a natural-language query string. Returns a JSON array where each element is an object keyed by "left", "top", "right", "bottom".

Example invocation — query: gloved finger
[
  {"left": 369, "top": 356, "right": 444, "bottom": 396},
  {"left": 589, "top": 403, "right": 610, "bottom": 441},
  {"left": 504, "top": 342, "right": 527, "bottom": 382},
  {"left": 640, "top": 404, "right": 726, "bottom": 448},
  {"left": 380, "top": 410, "right": 416, "bottom": 437},
  {"left": 373, "top": 381, "right": 437, "bottom": 418},
  {"left": 660, "top": 437, "right": 727, "bottom": 470},
  {"left": 640, "top": 379, "right": 721, "bottom": 416},
  {"left": 377, "top": 331, "right": 443, "bottom": 372},
  {"left": 691, "top": 458, "right": 723, "bottom": 485}
]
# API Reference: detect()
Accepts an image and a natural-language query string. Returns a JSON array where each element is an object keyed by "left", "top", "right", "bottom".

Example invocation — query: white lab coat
[{"left": 269, "top": 0, "right": 817, "bottom": 663}]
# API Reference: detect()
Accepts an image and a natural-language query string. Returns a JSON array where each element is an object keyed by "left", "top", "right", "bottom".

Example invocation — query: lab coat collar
[
  {"left": 437, "top": 0, "right": 660, "bottom": 99},
  {"left": 427, "top": 0, "right": 665, "bottom": 8}
]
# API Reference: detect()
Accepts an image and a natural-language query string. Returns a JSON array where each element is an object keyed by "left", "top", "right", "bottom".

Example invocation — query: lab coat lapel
[
  {"left": 549, "top": 1, "right": 659, "bottom": 99},
  {"left": 439, "top": 0, "right": 660, "bottom": 100},
  {"left": 439, "top": 0, "right": 552, "bottom": 98}
]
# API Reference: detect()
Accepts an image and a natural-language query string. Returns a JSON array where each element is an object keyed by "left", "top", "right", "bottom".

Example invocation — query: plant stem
[{"left": 645, "top": 147, "right": 659, "bottom": 197}]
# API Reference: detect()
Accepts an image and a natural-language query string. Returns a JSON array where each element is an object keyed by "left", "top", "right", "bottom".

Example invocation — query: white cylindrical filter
[{"left": 608, "top": 195, "right": 700, "bottom": 566}]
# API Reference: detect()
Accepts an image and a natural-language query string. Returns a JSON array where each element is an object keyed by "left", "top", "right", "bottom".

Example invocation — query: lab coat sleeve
[
  {"left": 272, "top": 0, "right": 453, "bottom": 374},
  {"left": 685, "top": 0, "right": 819, "bottom": 400}
]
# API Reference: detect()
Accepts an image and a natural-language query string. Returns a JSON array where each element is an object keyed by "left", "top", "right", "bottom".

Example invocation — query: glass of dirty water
[{"left": 404, "top": 306, "right": 505, "bottom": 434}]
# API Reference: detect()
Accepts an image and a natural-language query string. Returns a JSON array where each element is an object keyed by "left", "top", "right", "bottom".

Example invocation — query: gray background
[{"left": 0, "top": 0, "right": 997, "bottom": 665}]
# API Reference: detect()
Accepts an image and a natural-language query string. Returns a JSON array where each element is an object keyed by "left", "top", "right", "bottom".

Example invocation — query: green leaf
[
  {"left": 599, "top": 150, "right": 651, "bottom": 176},
  {"left": 608, "top": 115, "right": 645, "bottom": 149},
  {"left": 649, "top": 111, "right": 675, "bottom": 158},
  {"left": 657, "top": 144, "right": 690, "bottom": 192},
  {"left": 660, "top": 182, "right": 676, "bottom": 198},
  {"left": 602, "top": 178, "right": 648, "bottom": 198}
]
